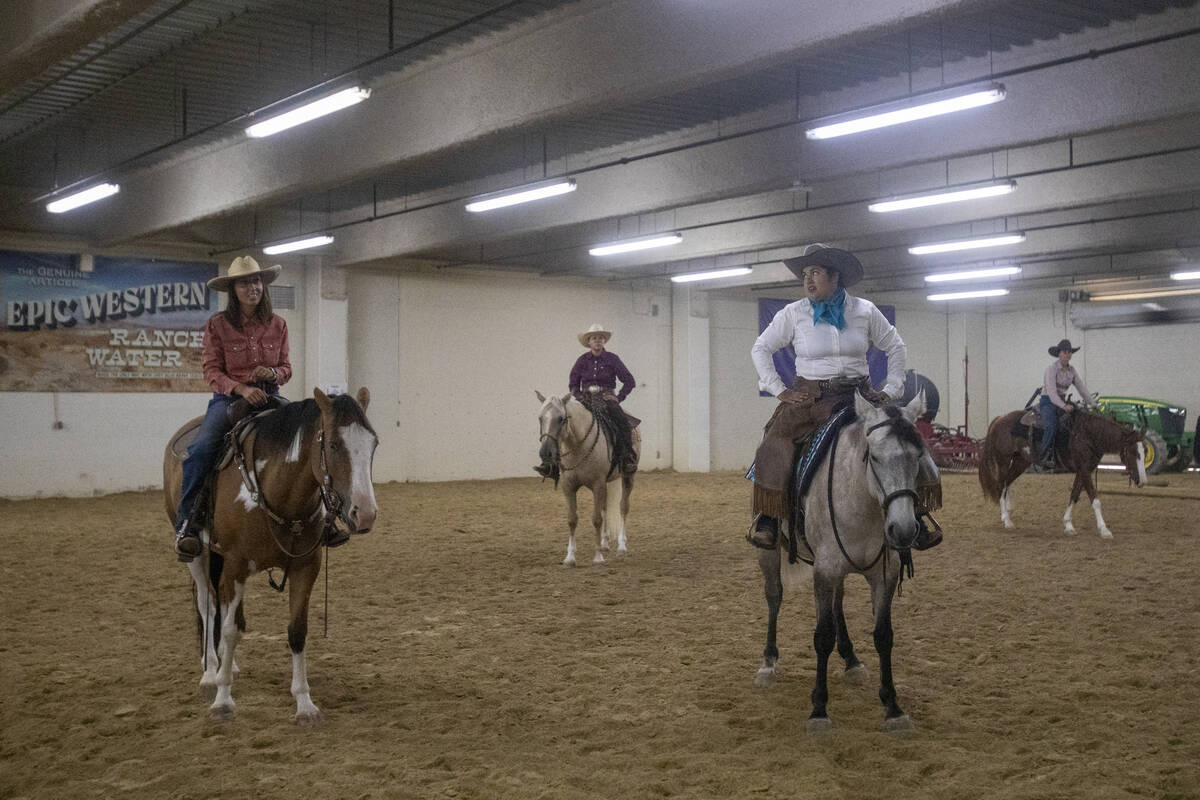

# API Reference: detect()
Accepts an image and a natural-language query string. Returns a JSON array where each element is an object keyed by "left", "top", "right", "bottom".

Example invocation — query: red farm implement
[{"left": 916, "top": 419, "right": 982, "bottom": 471}]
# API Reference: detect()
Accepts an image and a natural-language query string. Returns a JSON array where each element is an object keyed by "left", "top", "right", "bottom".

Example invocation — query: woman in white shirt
[{"left": 747, "top": 246, "right": 915, "bottom": 549}]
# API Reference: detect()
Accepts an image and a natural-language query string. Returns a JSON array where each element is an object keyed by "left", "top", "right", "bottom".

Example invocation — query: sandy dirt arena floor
[{"left": 2, "top": 469, "right": 1200, "bottom": 800}]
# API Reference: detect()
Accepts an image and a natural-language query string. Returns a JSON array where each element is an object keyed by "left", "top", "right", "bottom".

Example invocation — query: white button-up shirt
[{"left": 751, "top": 294, "right": 907, "bottom": 398}]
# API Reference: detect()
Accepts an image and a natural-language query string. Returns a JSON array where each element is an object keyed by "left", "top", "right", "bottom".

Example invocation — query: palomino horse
[
  {"left": 755, "top": 392, "right": 930, "bottom": 733},
  {"left": 163, "top": 387, "right": 378, "bottom": 722},
  {"left": 979, "top": 408, "right": 1146, "bottom": 538},
  {"left": 536, "top": 391, "right": 639, "bottom": 566}
]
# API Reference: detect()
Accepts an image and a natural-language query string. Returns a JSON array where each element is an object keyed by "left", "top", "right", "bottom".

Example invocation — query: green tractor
[{"left": 1094, "top": 396, "right": 1197, "bottom": 474}]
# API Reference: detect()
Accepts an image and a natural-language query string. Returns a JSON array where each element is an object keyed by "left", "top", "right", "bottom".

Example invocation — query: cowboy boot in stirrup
[
  {"left": 746, "top": 514, "right": 779, "bottom": 549},
  {"left": 909, "top": 511, "right": 943, "bottom": 551},
  {"left": 174, "top": 521, "right": 203, "bottom": 562}
]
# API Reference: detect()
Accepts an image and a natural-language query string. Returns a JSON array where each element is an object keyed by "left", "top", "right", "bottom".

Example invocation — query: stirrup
[
  {"left": 174, "top": 530, "right": 203, "bottom": 562},
  {"left": 746, "top": 514, "right": 779, "bottom": 550},
  {"left": 910, "top": 511, "right": 943, "bottom": 551}
]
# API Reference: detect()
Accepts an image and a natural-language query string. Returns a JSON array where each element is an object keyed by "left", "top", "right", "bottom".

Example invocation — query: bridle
[
  {"left": 825, "top": 415, "right": 922, "bottom": 573},
  {"left": 234, "top": 424, "right": 348, "bottom": 564},
  {"left": 540, "top": 401, "right": 600, "bottom": 473}
]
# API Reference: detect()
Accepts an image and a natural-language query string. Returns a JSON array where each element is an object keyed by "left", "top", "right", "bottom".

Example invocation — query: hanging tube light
[
  {"left": 805, "top": 82, "right": 1006, "bottom": 140},
  {"left": 465, "top": 178, "right": 576, "bottom": 212}
]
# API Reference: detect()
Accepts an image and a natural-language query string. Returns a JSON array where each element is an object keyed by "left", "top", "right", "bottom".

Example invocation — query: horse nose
[
  {"left": 886, "top": 519, "right": 918, "bottom": 549},
  {"left": 349, "top": 504, "right": 376, "bottom": 535},
  {"left": 539, "top": 439, "right": 556, "bottom": 461}
]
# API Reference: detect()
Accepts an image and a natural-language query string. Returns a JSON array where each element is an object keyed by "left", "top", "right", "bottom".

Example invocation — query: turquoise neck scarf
[{"left": 811, "top": 288, "right": 847, "bottom": 329}]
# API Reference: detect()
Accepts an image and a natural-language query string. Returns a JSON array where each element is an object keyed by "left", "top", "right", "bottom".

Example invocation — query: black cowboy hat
[
  {"left": 1048, "top": 338, "right": 1080, "bottom": 356},
  {"left": 782, "top": 246, "right": 864, "bottom": 288}
]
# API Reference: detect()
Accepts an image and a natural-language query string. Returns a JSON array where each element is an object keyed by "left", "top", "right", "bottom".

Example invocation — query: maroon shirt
[
  {"left": 569, "top": 350, "right": 635, "bottom": 401},
  {"left": 202, "top": 313, "right": 292, "bottom": 395}
]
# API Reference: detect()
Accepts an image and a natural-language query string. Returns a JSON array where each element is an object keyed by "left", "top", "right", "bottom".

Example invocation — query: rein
[
  {"left": 826, "top": 425, "right": 885, "bottom": 573},
  {"left": 233, "top": 426, "right": 343, "bottom": 591},
  {"left": 548, "top": 409, "right": 600, "bottom": 473}
]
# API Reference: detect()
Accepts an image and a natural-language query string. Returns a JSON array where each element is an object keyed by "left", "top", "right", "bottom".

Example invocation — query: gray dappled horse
[
  {"left": 163, "top": 387, "right": 378, "bottom": 722},
  {"left": 536, "top": 391, "right": 639, "bottom": 566},
  {"left": 755, "top": 392, "right": 930, "bottom": 734},
  {"left": 979, "top": 408, "right": 1146, "bottom": 538}
]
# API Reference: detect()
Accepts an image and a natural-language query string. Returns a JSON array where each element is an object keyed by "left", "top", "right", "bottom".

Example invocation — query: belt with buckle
[{"left": 816, "top": 377, "right": 866, "bottom": 393}]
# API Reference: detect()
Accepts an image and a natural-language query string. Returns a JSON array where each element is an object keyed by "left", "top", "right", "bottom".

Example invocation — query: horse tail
[{"left": 978, "top": 415, "right": 1006, "bottom": 503}]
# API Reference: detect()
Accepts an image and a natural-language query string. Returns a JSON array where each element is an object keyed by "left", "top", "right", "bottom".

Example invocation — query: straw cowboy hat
[
  {"left": 782, "top": 245, "right": 865, "bottom": 288},
  {"left": 578, "top": 323, "right": 612, "bottom": 347},
  {"left": 207, "top": 255, "right": 281, "bottom": 292},
  {"left": 1048, "top": 338, "right": 1081, "bottom": 356}
]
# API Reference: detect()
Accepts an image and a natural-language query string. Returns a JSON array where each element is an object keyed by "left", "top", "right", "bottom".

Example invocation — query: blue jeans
[
  {"left": 175, "top": 393, "right": 236, "bottom": 530},
  {"left": 1038, "top": 395, "right": 1059, "bottom": 463}
]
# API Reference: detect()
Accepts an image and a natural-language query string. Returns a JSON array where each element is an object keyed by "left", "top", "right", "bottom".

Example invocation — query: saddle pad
[{"left": 791, "top": 405, "right": 857, "bottom": 505}]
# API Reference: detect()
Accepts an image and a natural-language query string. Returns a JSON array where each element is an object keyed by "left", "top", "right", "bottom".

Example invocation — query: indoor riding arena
[{"left": 3, "top": 2, "right": 1200, "bottom": 799}]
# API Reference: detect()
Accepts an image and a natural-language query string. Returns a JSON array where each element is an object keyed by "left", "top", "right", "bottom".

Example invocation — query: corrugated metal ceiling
[{"left": 0, "top": 0, "right": 1195, "bottom": 210}]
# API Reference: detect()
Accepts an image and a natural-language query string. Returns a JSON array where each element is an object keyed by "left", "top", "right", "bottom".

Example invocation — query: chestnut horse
[
  {"left": 978, "top": 408, "right": 1146, "bottom": 538},
  {"left": 164, "top": 387, "right": 378, "bottom": 722}
]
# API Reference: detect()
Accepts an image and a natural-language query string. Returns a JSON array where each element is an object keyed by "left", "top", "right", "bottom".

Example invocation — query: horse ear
[
  {"left": 902, "top": 390, "right": 926, "bottom": 423},
  {"left": 561, "top": 393, "right": 572, "bottom": 405},
  {"left": 356, "top": 386, "right": 371, "bottom": 411},
  {"left": 535, "top": 390, "right": 546, "bottom": 403},
  {"left": 314, "top": 386, "right": 333, "bottom": 415},
  {"left": 854, "top": 391, "right": 874, "bottom": 419}
]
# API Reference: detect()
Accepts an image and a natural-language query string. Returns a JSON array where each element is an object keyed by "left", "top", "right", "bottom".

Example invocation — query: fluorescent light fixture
[
  {"left": 869, "top": 180, "right": 1016, "bottom": 213},
  {"left": 246, "top": 87, "right": 371, "bottom": 138},
  {"left": 46, "top": 183, "right": 120, "bottom": 213},
  {"left": 909, "top": 233, "right": 1025, "bottom": 255},
  {"left": 670, "top": 266, "right": 752, "bottom": 283},
  {"left": 805, "top": 82, "right": 1006, "bottom": 140},
  {"left": 1142, "top": 302, "right": 1167, "bottom": 311},
  {"left": 262, "top": 234, "right": 334, "bottom": 255},
  {"left": 465, "top": 179, "right": 576, "bottom": 212},
  {"left": 1089, "top": 287, "right": 1200, "bottom": 301},
  {"left": 1170, "top": 269, "right": 1200, "bottom": 280},
  {"left": 927, "top": 288, "right": 1009, "bottom": 301},
  {"left": 924, "top": 265, "right": 1021, "bottom": 283},
  {"left": 589, "top": 233, "right": 682, "bottom": 256}
]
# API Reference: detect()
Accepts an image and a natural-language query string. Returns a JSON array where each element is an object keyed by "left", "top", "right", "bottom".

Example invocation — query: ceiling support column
[{"left": 671, "top": 284, "right": 710, "bottom": 472}]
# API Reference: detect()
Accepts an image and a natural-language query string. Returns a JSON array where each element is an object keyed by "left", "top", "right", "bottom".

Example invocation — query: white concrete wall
[
  {"left": 986, "top": 302, "right": 1200, "bottom": 424},
  {"left": 0, "top": 262, "right": 307, "bottom": 498},
  {"left": 7, "top": 264, "right": 1200, "bottom": 498},
  {"left": 345, "top": 266, "right": 672, "bottom": 483}
]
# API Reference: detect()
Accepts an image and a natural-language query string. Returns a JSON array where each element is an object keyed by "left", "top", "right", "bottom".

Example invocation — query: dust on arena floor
[{"left": 2, "top": 470, "right": 1198, "bottom": 799}]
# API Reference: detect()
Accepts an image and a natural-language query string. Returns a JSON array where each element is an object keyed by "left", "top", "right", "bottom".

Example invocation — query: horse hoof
[
  {"left": 1064, "top": 527, "right": 1077, "bottom": 536},
  {"left": 209, "top": 703, "right": 235, "bottom": 722},
  {"left": 592, "top": 554, "right": 606, "bottom": 565},
  {"left": 754, "top": 667, "right": 778, "bottom": 688},
  {"left": 1003, "top": 520, "right": 1015, "bottom": 530},
  {"left": 883, "top": 714, "right": 914, "bottom": 734},
  {"left": 198, "top": 682, "right": 218, "bottom": 701},
  {"left": 843, "top": 663, "right": 869, "bottom": 686},
  {"left": 806, "top": 717, "right": 832, "bottom": 736},
  {"left": 293, "top": 710, "right": 323, "bottom": 727},
  {"left": 1099, "top": 531, "right": 1113, "bottom": 539},
  {"left": 617, "top": 546, "right": 628, "bottom": 557},
  {"left": 562, "top": 558, "right": 576, "bottom": 567}
]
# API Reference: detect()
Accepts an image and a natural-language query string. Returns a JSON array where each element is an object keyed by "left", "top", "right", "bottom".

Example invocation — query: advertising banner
[
  {"left": 1, "top": 250, "right": 217, "bottom": 392},
  {"left": 756, "top": 297, "right": 896, "bottom": 396}
]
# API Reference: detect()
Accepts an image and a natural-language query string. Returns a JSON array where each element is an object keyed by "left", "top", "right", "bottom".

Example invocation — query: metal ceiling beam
[
  {"left": 90, "top": 0, "right": 1008, "bottom": 244},
  {"left": 323, "top": 31, "right": 1200, "bottom": 268}
]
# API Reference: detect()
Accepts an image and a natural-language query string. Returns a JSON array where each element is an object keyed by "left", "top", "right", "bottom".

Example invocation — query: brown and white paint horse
[
  {"left": 164, "top": 387, "right": 377, "bottom": 722},
  {"left": 979, "top": 408, "right": 1146, "bottom": 538}
]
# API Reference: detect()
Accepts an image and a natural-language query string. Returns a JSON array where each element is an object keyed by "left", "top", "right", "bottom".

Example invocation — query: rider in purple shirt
[
  {"left": 569, "top": 346, "right": 635, "bottom": 401},
  {"left": 536, "top": 323, "right": 639, "bottom": 478}
]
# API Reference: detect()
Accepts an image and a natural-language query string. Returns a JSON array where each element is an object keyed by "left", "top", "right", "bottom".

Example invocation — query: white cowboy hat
[
  {"left": 578, "top": 323, "right": 612, "bottom": 347},
  {"left": 207, "top": 255, "right": 282, "bottom": 292}
]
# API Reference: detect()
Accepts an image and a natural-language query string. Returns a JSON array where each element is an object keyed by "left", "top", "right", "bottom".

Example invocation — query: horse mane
[
  {"left": 251, "top": 394, "right": 375, "bottom": 455},
  {"left": 875, "top": 405, "right": 925, "bottom": 451}
]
